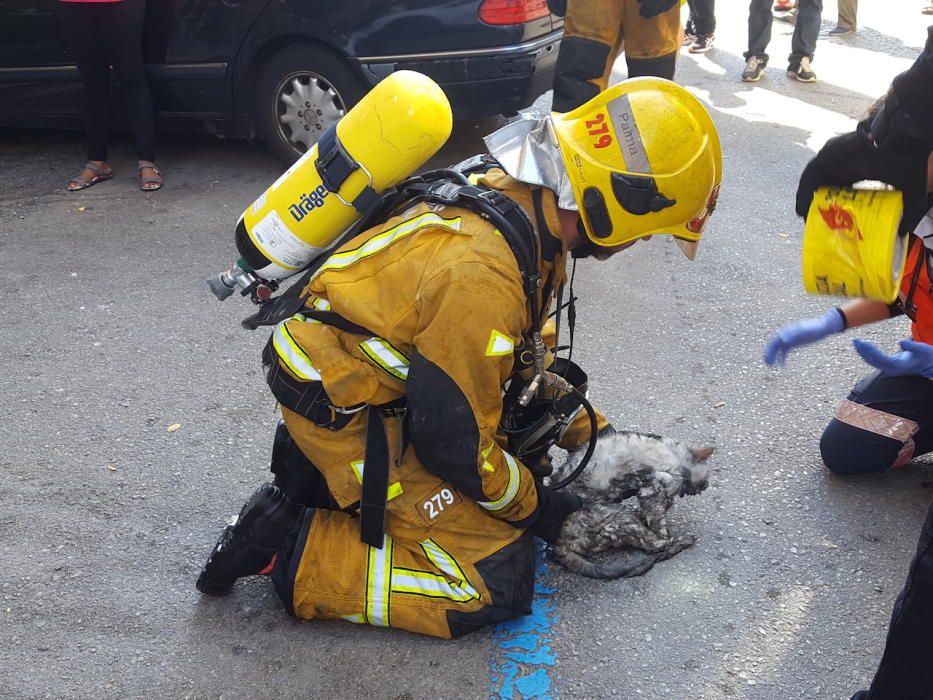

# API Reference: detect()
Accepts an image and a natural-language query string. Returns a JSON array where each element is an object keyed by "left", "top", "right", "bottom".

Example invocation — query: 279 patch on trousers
[{"left": 417, "top": 485, "right": 463, "bottom": 526}]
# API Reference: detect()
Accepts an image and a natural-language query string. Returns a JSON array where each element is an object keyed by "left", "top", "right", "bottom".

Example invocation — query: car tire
[{"left": 255, "top": 45, "right": 368, "bottom": 165}]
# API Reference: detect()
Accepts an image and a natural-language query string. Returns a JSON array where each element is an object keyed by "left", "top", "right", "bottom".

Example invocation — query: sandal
[
  {"left": 924, "top": 3, "right": 933, "bottom": 13},
  {"left": 67, "top": 161, "right": 113, "bottom": 191},
  {"left": 138, "top": 160, "right": 163, "bottom": 191}
]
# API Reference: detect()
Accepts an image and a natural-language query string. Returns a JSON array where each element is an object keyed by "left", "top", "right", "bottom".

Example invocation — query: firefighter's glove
[
  {"left": 853, "top": 338, "right": 933, "bottom": 378},
  {"left": 870, "top": 93, "right": 928, "bottom": 155},
  {"left": 764, "top": 309, "right": 846, "bottom": 366},
  {"left": 546, "top": 0, "right": 566, "bottom": 17},
  {"left": 637, "top": 0, "right": 679, "bottom": 18},
  {"left": 529, "top": 479, "right": 582, "bottom": 544},
  {"left": 795, "top": 119, "right": 929, "bottom": 234}
]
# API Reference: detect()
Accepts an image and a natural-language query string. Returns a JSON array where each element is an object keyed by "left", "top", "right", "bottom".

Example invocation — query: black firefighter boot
[{"left": 196, "top": 483, "right": 303, "bottom": 594}]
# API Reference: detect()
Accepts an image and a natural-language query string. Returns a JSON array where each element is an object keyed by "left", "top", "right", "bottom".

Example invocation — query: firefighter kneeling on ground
[{"left": 195, "top": 78, "right": 722, "bottom": 639}]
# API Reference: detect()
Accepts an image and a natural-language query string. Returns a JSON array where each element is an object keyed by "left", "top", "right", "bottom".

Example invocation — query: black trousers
[
  {"left": 58, "top": 0, "right": 156, "bottom": 162},
  {"left": 856, "top": 501, "right": 933, "bottom": 699},
  {"left": 820, "top": 370, "right": 933, "bottom": 475},
  {"left": 686, "top": 0, "right": 716, "bottom": 36}
]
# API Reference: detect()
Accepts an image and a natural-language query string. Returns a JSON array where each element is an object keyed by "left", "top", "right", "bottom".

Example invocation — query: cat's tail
[
  {"left": 551, "top": 548, "right": 628, "bottom": 579},
  {"left": 552, "top": 536, "right": 697, "bottom": 580}
]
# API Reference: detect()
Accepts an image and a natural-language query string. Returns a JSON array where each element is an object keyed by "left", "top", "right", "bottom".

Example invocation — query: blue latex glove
[
  {"left": 853, "top": 338, "right": 933, "bottom": 377},
  {"left": 763, "top": 309, "right": 846, "bottom": 366}
]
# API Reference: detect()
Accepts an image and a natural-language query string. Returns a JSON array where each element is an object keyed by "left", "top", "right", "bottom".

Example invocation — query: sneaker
[
  {"left": 196, "top": 483, "right": 303, "bottom": 594},
  {"left": 827, "top": 24, "right": 855, "bottom": 36},
  {"left": 775, "top": 8, "right": 796, "bottom": 23},
  {"left": 689, "top": 34, "right": 715, "bottom": 53},
  {"left": 682, "top": 31, "right": 696, "bottom": 46},
  {"left": 787, "top": 56, "right": 817, "bottom": 82},
  {"left": 742, "top": 55, "right": 766, "bottom": 82}
]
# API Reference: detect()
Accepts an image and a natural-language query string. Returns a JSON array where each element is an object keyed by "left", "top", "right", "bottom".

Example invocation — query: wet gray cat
[{"left": 549, "top": 430, "right": 713, "bottom": 579}]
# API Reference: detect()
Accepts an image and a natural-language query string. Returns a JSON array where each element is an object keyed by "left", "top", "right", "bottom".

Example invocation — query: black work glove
[
  {"left": 547, "top": 0, "right": 566, "bottom": 17},
  {"left": 870, "top": 93, "right": 928, "bottom": 154},
  {"left": 637, "top": 0, "right": 679, "bottom": 18},
  {"left": 796, "top": 118, "right": 929, "bottom": 233},
  {"left": 529, "top": 479, "right": 582, "bottom": 544}
]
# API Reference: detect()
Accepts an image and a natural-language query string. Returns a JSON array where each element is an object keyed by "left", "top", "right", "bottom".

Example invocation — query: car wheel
[{"left": 256, "top": 45, "right": 367, "bottom": 164}]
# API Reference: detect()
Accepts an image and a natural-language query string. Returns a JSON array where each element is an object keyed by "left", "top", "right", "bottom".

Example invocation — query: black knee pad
[
  {"left": 270, "top": 422, "right": 335, "bottom": 508},
  {"left": 553, "top": 36, "right": 610, "bottom": 112},
  {"left": 271, "top": 506, "right": 316, "bottom": 616},
  {"left": 625, "top": 52, "right": 677, "bottom": 80}
]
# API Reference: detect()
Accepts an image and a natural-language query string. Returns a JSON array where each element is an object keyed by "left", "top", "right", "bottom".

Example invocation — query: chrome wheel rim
[{"left": 274, "top": 71, "right": 346, "bottom": 156}]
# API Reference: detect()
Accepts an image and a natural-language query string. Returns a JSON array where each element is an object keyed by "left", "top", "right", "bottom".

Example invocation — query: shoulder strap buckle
[{"left": 425, "top": 181, "right": 463, "bottom": 204}]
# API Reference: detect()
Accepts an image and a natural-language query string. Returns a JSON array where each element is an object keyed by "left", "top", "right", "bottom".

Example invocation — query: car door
[
  {"left": 0, "top": 0, "right": 272, "bottom": 131},
  {"left": 0, "top": 0, "right": 83, "bottom": 126},
  {"left": 143, "top": 0, "right": 272, "bottom": 125}
]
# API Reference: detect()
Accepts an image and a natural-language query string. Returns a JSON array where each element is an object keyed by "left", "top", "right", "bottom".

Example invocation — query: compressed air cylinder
[{"left": 235, "top": 70, "right": 453, "bottom": 282}]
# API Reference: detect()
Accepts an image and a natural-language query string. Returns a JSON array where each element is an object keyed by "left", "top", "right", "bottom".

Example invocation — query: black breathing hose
[{"left": 547, "top": 384, "right": 599, "bottom": 490}]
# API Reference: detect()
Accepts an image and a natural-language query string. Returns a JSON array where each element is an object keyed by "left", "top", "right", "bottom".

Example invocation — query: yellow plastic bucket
[{"left": 801, "top": 187, "right": 907, "bottom": 303}]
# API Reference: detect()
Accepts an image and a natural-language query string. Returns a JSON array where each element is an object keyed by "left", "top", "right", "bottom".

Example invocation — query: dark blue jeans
[
  {"left": 745, "top": 0, "right": 823, "bottom": 65},
  {"left": 820, "top": 371, "right": 933, "bottom": 476}
]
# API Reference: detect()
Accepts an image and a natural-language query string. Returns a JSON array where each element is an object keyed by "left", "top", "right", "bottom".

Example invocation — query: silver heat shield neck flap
[{"left": 483, "top": 116, "right": 579, "bottom": 212}]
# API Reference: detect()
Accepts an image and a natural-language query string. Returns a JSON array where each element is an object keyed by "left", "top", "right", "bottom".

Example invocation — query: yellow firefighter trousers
[
  {"left": 272, "top": 407, "right": 536, "bottom": 639},
  {"left": 555, "top": 0, "right": 682, "bottom": 111}
]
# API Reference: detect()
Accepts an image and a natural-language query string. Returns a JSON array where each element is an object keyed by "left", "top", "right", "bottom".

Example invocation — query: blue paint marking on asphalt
[{"left": 490, "top": 542, "right": 558, "bottom": 699}]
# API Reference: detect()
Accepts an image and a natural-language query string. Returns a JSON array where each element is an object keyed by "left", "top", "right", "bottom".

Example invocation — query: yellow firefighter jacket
[{"left": 264, "top": 169, "right": 606, "bottom": 637}]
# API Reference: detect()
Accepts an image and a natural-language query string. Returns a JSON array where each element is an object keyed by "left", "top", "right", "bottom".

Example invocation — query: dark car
[{"left": 0, "top": 0, "right": 562, "bottom": 162}]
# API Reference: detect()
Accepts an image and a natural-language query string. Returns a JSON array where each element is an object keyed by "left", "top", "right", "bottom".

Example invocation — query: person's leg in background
[
  {"left": 684, "top": 0, "right": 697, "bottom": 44},
  {"left": 787, "top": 0, "right": 822, "bottom": 82},
  {"left": 622, "top": 1, "right": 681, "bottom": 80},
  {"left": 742, "top": 0, "right": 773, "bottom": 81},
  {"left": 552, "top": 0, "right": 624, "bottom": 112},
  {"left": 100, "top": 0, "right": 161, "bottom": 190},
  {"left": 850, "top": 501, "right": 933, "bottom": 700},
  {"left": 819, "top": 371, "right": 933, "bottom": 476},
  {"left": 686, "top": 0, "right": 715, "bottom": 53},
  {"left": 58, "top": 2, "right": 114, "bottom": 191},
  {"left": 833, "top": 0, "right": 857, "bottom": 34}
]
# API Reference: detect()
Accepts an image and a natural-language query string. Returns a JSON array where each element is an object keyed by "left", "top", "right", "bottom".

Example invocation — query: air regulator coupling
[
  {"left": 207, "top": 264, "right": 263, "bottom": 301},
  {"left": 517, "top": 331, "right": 573, "bottom": 406}
]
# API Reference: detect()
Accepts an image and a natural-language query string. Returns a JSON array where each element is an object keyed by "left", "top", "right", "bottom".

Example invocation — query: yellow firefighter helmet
[{"left": 551, "top": 77, "right": 722, "bottom": 259}]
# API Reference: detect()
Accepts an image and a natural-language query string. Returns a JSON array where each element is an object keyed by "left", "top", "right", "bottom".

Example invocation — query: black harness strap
[
  {"left": 901, "top": 238, "right": 926, "bottom": 321},
  {"left": 359, "top": 406, "right": 390, "bottom": 548},
  {"left": 315, "top": 125, "right": 380, "bottom": 215},
  {"left": 403, "top": 178, "right": 542, "bottom": 304},
  {"left": 262, "top": 340, "right": 362, "bottom": 431},
  {"left": 302, "top": 309, "right": 375, "bottom": 337}
]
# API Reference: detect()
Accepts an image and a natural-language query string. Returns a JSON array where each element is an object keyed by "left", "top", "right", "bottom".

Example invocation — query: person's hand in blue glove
[
  {"left": 764, "top": 308, "right": 847, "bottom": 366},
  {"left": 853, "top": 338, "right": 933, "bottom": 377}
]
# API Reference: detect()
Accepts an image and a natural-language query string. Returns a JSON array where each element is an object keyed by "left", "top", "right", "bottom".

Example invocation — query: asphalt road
[{"left": 0, "top": 3, "right": 929, "bottom": 699}]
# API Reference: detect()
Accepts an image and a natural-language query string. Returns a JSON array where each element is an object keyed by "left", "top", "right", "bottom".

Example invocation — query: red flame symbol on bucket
[{"left": 818, "top": 202, "right": 863, "bottom": 240}]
